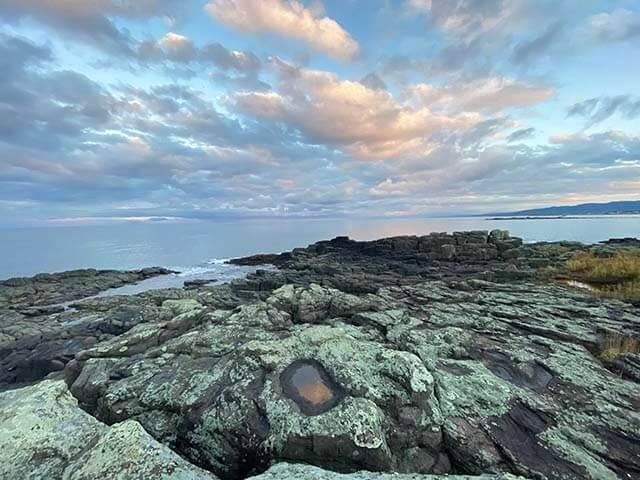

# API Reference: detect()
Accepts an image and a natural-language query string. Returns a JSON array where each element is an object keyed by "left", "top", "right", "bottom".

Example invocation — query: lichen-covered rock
[
  {"left": 65, "top": 291, "right": 445, "bottom": 479},
  {"left": 2, "top": 232, "right": 640, "bottom": 480},
  {"left": 62, "top": 272, "right": 640, "bottom": 480},
  {"left": 0, "top": 380, "right": 218, "bottom": 480},
  {"left": 248, "top": 462, "right": 524, "bottom": 479}
]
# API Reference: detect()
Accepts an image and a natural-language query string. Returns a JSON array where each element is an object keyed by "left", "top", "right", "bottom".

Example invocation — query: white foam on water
[
  {"left": 93, "top": 260, "right": 274, "bottom": 299},
  {"left": 207, "top": 258, "right": 232, "bottom": 265},
  {"left": 174, "top": 266, "right": 219, "bottom": 277}
]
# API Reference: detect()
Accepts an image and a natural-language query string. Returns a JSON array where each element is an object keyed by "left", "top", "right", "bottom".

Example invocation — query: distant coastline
[
  {"left": 488, "top": 214, "right": 640, "bottom": 221},
  {"left": 486, "top": 200, "right": 640, "bottom": 218}
]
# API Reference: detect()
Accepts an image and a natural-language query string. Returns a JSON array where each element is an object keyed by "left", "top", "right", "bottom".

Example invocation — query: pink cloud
[
  {"left": 205, "top": 0, "right": 358, "bottom": 60},
  {"left": 234, "top": 59, "right": 481, "bottom": 161},
  {"left": 410, "top": 77, "right": 555, "bottom": 112}
]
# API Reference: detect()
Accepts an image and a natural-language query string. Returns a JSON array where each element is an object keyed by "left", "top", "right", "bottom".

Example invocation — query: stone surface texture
[
  {"left": 1, "top": 231, "right": 639, "bottom": 480},
  {"left": 0, "top": 380, "right": 218, "bottom": 479}
]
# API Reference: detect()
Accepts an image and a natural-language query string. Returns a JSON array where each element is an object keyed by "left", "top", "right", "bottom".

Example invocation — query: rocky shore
[{"left": 1, "top": 231, "right": 639, "bottom": 480}]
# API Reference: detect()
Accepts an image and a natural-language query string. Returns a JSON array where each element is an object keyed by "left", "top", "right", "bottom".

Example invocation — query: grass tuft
[
  {"left": 599, "top": 333, "right": 639, "bottom": 362},
  {"left": 565, "top": 250, "right": 640, "bottom": 302}
]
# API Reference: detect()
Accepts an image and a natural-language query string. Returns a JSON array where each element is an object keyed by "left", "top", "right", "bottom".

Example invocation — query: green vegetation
[
  {"left": 566, "top": 250, "right": 640, "bottom": 302},
  {"left": 599, "top": 334, "right": 639, "bottom": 362}
]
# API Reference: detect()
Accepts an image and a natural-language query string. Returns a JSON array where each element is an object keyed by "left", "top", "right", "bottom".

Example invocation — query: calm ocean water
[{"left": 1, "top": 216, "right": 638, "bottom": 281}]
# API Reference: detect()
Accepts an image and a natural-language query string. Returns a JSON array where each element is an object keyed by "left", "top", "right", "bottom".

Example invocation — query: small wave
[
  {"left": 207, "top": 258, "right": 231, "bottom": 265},
  {"left": 173, "top": 266, "right": 221, "bottom": 277}
]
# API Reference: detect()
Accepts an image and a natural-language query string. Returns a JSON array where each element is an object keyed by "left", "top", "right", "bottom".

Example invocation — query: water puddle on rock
[{"left": 280, "top": 360, "right": 345, "bottom": 416}]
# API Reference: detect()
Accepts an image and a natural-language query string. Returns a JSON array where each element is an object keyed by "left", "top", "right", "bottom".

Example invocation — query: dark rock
[
  {"left": 495, "top": 238, "right": 524, "bottom": 253},
  {"left": 611, "top": 353, "right": 640, "bottom": 382},
  {"left": 601, "top": 237, "right": 640, "bottom": 247},
  {"left": 18, "top": 305, "right": 66, "bottom": 316},
  {"left": 184, "top": 279, "right": 218, "bottom": 289},
  {"left": 433, "top": 244, "right": 456, "bottom": 260},
  {"left": 484, "top": 402, "right": 597, "bottom": 479},
  {"left": 489, "top": 229, "right": 510, "bottom": 243},
  {"left": 228, "top": 253, "right": 289, "bottom": 267},
  {"left": 500, "top": 247, "right": 526, "bottom": 260},
  {"left": 0, "top": 268, "right": 176, "bottom": 390},
  {"left": 454, "top": 230, "right": 489, "bottom": 245},
  {"left": 0, "top": 267, "right": 175, "bottom": 308}
]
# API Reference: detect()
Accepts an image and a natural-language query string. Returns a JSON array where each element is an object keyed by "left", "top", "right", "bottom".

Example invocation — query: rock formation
[{"left": 1, "top": 231, "right": 639, "bottom": 479}]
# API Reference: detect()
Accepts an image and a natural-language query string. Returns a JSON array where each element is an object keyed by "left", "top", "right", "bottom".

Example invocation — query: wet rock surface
[
  {"left": 0, "top": 267, "right": 175, "bottom": 308},
  {"left": 1, "top": 231, "right": 640, "bottom": 480}
]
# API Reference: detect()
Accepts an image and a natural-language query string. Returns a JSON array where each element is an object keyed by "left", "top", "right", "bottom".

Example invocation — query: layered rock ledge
[
  {"left": 1, "top": 231, "right": 639, "bottom": 480},
  {"left": 0, "top": 267, "right": 175, "bottom": 390}
]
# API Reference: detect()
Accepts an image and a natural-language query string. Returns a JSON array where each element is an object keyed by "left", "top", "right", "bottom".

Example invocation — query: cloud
[
  {"left": 506, "top": 127, "right": 535, "bottom": 142},
  {"left": 0, "top": 33, "right": 114, "bottom": 150},
  {"left": 359, "top": 73, "right": 388, "bottom": 91},
  {"left": 234, "top": 59, "right": 483, "bottom": 161},
  {"left": 404, "top": 0, "right": 432, "bottom": 13},
  {"left": 428, "top": 0, "right": 515, "bottom": 39},
  {"left": 129, "top": 32, "right": 268, "bottom": 90},
  {"left": 201, "top": 43, "right": 262, "bottom": 73},
  {"left": 0, "top": 32, "right": 355, "bottom": 220},
  {"left": 410, "top": 77, "right": 554, "bottom": 112},
  {"left": 380, "top": 4, "right": 570, "bottom": 80},
  {"left": 137, "top": 32, "right": 262, "bottom": 74},
  {"left": 587, "top": 9, "right": 640, "bottom": 43},
  {"left": 567, "top": 95, "right": 640, "bottom": 126},
  {"left": 141, "top": 32, "right": 197, "bottom": 62},
  {"left": 387, "top": 1, "right": 590, "bottom": 78},
  {"left": 511, "top": 22, "right": 563, "bottom": 64},
  {"left": 1, "top": 4, "right": 639, "bottom": 223},
  {"left": 0, "top": 0, "right": 264, "bottom": 80},
  {"left": 360, "top": 130, "right": 640, "bottom": 214},
  {"left": 0, "top": 31, "right": 51, "bottom": 75},
  {"left": 205, "top": 0, "right": 359, "bottom": 60},
  {"left": 547, "top": 131, "right": 640, "bottom": 167},
  {"left": 0, "top": 0, "right": 181, "bottom": 54}
]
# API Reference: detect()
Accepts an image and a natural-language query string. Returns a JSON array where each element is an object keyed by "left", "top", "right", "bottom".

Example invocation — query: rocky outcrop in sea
[{"left": 0, "top": 231, "right": 638, "bottom": 479}]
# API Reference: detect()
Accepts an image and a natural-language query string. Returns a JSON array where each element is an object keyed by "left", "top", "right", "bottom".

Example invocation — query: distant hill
[{"left": 489, "top": 201, "right": 640, "bottom": 217}]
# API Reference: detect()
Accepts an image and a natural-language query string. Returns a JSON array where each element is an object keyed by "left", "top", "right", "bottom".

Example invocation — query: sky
[{"left": 0, "top": 0, "right": 639, "bottom": 226}]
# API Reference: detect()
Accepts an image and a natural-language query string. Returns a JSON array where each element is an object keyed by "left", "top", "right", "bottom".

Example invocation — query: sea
[{"left": 1, "top": 216, "right": 638, "bottom": 291}]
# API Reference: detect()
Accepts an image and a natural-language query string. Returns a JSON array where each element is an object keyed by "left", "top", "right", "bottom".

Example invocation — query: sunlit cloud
[
  {"left": 205, "top": 0, "right": 359, "bottom": 60},
  {"left": 409, "top": 77, "right": 555, "bottom": 112},
  {"left": 234, "top": 59, "right": 483, "bottom": 161}
]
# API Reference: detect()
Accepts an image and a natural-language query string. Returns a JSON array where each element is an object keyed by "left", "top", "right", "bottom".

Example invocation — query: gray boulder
[{"left": 0, "top": 380, "right": 218, "bottom": 480}]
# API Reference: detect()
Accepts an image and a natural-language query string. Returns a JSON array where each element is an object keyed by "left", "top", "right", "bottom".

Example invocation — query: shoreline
[
  {"left": 2, "top": 216, "right": 640, "bottom": 280},
  {"left": 488, "top": 214, "right": 640, "bottom": 220}
]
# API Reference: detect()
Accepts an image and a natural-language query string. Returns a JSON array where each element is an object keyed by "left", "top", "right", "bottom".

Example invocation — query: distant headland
[{"left": 486, "top": 200, "right": 640, "bottom": 217}]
